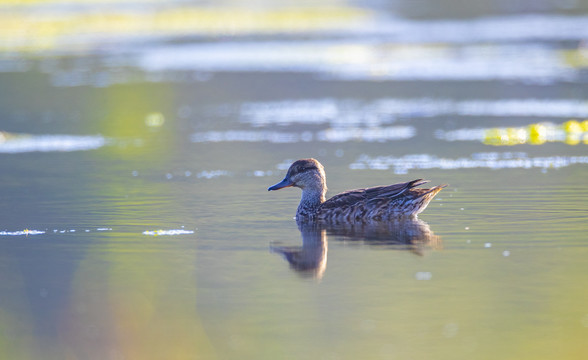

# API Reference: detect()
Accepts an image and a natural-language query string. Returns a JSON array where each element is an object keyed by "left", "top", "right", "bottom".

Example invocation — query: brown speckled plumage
[{"left": 268, "top": 158, "right": 447, "bottom": 222}]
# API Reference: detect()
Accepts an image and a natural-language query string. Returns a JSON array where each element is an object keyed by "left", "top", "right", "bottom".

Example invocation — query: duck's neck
[{"left": 297, "top": 186, "right": 326, "bottom": 218}]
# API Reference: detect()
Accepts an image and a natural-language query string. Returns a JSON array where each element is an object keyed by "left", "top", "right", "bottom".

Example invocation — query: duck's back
[{"left": 315, "top": 179, "right": 444, "bottom": 222}]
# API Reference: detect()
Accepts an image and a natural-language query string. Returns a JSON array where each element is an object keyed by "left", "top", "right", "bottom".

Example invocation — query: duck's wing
[{"left": 320, "top": 179, "right": 428, "bottom": 210}]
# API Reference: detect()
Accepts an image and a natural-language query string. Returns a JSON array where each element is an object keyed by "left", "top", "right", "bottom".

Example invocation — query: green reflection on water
[
  {"left": 59, "top": 90, "right": 217, "bottom": 358},
  {"left": 63, "top": 234, "right": 216, "bottom": 359}
]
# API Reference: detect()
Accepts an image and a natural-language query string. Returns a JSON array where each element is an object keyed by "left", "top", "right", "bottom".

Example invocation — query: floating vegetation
[
  {"left": 0, "top": 133, "right": 106, "bottom": 153},
  {"left": 350, "top": 152, "right": 588, "bottom": 174},
  {"left": 142, "top": 229, "right": 195, "bottom": 236},
  {"left": 436, "top": 120, "right": 588, "bottom": 146},
  {"left": 190, "top": 127, "right": 414, "bottom": 143},
  {"left": 0, "top": 229, "right": 45, "bottom": 236}
]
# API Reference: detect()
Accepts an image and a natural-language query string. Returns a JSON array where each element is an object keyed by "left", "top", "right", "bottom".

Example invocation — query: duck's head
[{"left": 268, "top": 158, "right": 326, "bottom": 192}]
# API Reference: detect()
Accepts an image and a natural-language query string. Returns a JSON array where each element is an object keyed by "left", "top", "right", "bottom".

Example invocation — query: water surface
[{"left": 1, "top": 0, "right": 588, "bottom": 359}]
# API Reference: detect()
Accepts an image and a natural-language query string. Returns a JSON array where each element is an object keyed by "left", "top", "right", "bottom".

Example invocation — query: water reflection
[
  {"left": 190, "top": 126, "right": 415, "bottom": 143},
  {"left": 0, "top": 132, "right": 105, "bottom": 153},
  {"left": 271, "top": 223, "right": 328, "bottom": 280},
  {"left": 236, "top": 98, "right": 588, "bottom": 126},
  {"left": 325, "top": 218, "right": 442, "bottom": 255},
  {"left": 436, "top": 120, "right": 588, "bottom": 146},
  {"left": 272, "top": 219, "right": 441, "bottom": 279},
  {"left": 350, "top": 152, "right": 588, "bottom": 174}
]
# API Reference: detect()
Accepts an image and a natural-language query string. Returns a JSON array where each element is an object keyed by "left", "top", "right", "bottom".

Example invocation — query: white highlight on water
[
  {"left": 142, "top": 229, "right": 195, "bottom": 236},
  {"left": 442, "top": 323, "right": 459, "bottom": 338},
  {"left": 0, "top": 230, "right": 46, "bottom": 236},
  {"left": 0, "top": 135, "right": 106, "bottom": 153},
  {"left": 196, "top": 170, "right": 230, "bottom": 179},
  {"left": 415, "top": 271, "right": 433, "bottom": 280},
  {"left": 190, "top": 127, "right": 415, "bottom": 143},
  {"left": 350, "top": 152, "right": 588, "bottom": 174},
  {"left": 235, "top": 98, "right": 588, "bottom": 128},
  {"left": 137, "top": 14, "right": 588, "bottom": 81}
]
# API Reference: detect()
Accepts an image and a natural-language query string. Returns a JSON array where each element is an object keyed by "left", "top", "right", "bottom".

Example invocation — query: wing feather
[{"left": 319, "top": 179, "right": 428, "bottom": 210}]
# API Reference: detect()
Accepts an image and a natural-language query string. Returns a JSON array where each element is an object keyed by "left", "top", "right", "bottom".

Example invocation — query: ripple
[
  {"left": 0, "top": 133, "right": 106, "bottom": 153},
  {"left": 1, "top": 228, "right": 198, "bottom": 236},
  {"left": 234, "top": 98, "right": 588, "bottom": 128},
  {"left": 191, "top": 127, "right": 414, "bottom": 143},
  {"left": 238, "top": 99, "right": 396, "bottom": 127},
  {"left": 374, "top": 14, "right": 588, "bottom": 43},
  {"left": 191, "top": 130, "right": 304, "bottom": 143},
  {"left": 142, "top": 229, "right": 195, "bottom": 236},
  {"left": 195, "top": 170, "right": 230, "bottom": 179},
  {"left": 350, "top": 152, "right": 588, "bottom": 174},
  {"left": 318, "top": 127, "right": 415, "bottom": 142},
  {"left": 3, "top": 8, "right": 588, "bottom": 56},
  {"left": 0, "top": 229, "right": 45, "bottom": 236},
  {"left": 4, "top": 10, "right": 587, "bottom": 86},
  {"left": 0, "top": 6, "right": 371, "bottom": 55},
  {"left": 138, "top": 41, "right": 582, "bottom": 82},
  {"left": 436, "top": 120, "right": 588, "bottom": 146}
]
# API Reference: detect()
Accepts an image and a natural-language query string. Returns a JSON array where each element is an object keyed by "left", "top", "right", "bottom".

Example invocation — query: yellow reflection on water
[
  {"left": 95, "top": 83, "right": 175, "bottom": 160},
  {"left": 0, "top": 4, "right": 371, "bottom": 53},
  {"left": 562, "top": 45, "right": 588, "bottom": 69},
  {"left": 482, "top": 120, "right": 588, "bottom": 146},
  {"left": 0, "top": 258, "right": 35, "bottom": 359},
  {"left": 60, "top": 241, "right": 216, "bottom": 359}
]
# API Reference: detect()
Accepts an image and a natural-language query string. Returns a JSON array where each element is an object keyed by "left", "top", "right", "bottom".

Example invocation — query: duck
[{"left": 268, "top": 158, "right": 447, "bottom": 222}]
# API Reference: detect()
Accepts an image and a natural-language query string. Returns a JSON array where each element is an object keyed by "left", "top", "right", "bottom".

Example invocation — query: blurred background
[{"left": 1, "top": 0, "right": 588, "bottom": 359}]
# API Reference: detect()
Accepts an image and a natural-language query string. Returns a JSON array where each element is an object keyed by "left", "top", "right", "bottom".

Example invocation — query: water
[{"left": 1, "top": 1, "right": 588, "bottom": 359}]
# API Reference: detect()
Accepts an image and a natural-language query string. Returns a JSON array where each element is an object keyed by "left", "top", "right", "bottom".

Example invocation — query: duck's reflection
[
  {"left": 271, "top": 219, "right": 441, "bottom": 279},
  {"left": 271, "top": 222, "right": 328, "bottom": 279},
  {"left": 325, "top": 218, "right": 442, "bottom": 256}
]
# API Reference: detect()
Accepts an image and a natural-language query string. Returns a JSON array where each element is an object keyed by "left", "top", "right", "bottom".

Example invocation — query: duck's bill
[{"left": 268, "top": 178, "right": 293, "bottom": 191}]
